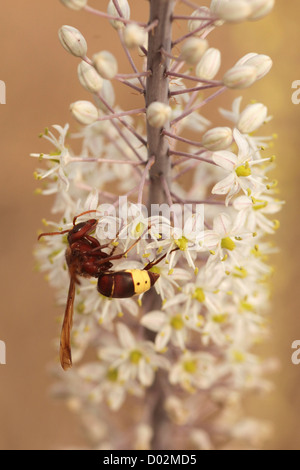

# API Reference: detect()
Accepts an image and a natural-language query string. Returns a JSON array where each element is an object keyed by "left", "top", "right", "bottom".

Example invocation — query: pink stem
[
  {"left": 172, "top": 19, "right": 216, "bottom": 47},
  {"left": 97, "top": 93, "right": 147, "bottom": 148},
  {"left": 170, "top": 150, "right": 217, "bottom": 166},
  {"left": 163, "top": 130, "right": 203, "bottom": 148},
  {"left": 167, "top": 71, "right": 222, "bottom": 86},
  {"left": 171, "top": 87, "right": 227, "bottom": 126},
  {"left": 97, "top": 108, "right": 146, "bottom": 122},
  {"left": 84, "top": 5, "right": 147, "bottom": 27},
  {"left": 71, "top": 157, "right": 143, "bottom": 166},
  {"left": 115, "top": 71, "right": 150, "bottom": 79},
  {"left": 170, "top": 84, "right": 220, "bottom": 96}
]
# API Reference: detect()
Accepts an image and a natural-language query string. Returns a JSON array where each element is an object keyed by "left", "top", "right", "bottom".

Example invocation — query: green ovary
[
  {"left": 130, "top": 350, "right": 143, "bottom": 364},
  {"left": 221, "top": 237, "right": 236, "bottom": 251},
  {"left": 193, "top": 287, "right": 206, "bottom": 303},
  {"left": 175, "top": 236, "right": 189, "bottom": 251},
  {"left": 107, "top": 368, "right": 119, "bottom": 382},
  {"left": 170, "top": 314, "right": 184, "bottom": 330},
  {"left": 236, "top": 164, "right": 251, "bottom": 177},
  {"left": 183, "top": 360, "right": 198, "bottom": 374}
]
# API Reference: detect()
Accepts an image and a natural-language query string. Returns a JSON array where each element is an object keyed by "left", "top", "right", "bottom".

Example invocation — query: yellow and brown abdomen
[{"left": 97, "top": 269, "right": 159, "bottom": 298}]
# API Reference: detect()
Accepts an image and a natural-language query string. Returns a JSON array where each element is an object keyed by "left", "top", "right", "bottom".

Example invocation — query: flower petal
[
  {"left": 213, "top": 212, "right": 232, "bottom": 236},
  {"left": 213, "top": 151, "right": 237, "bottom": 170},
  {"left": 212, "top": 173, "right": 235, "bottom": 195},
  {"left": 202, "top": 231, "right": 220, "bottom": 250},
  {"left": 138, "top": 359, "right": 154, "bottom": 387},
  {"left": 155, "top": 325, "right": 172, "bottom": 351},
  {"left": 116, "top": 323, "right": 136, "bottom": 349},
  {"left": 233, "top": 128, "right": 250, "bottom": 161},
  {"left": 233, "top": 195, "right": 253, "bottom": 211},
  {"left": 141, "top": 311, "right": 166, "bottom": 332}
]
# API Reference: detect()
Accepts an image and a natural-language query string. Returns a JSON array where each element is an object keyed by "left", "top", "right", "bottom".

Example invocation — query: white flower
[
  {"left": 141, "top": 303, "right": 199, "bottom": 351},
  {"left": 181, "top": 264, "right": 226, "bottom": 315},
  {"left": 147, "top": 211, "right": 205, "bottom": 271},
  {"left": 169, "top": 351, "right": 217, "bottom": 392},
  {"left": 211, "top": 128, "right": 267, "bottom": 204},
  {"left": 31, "top": 124, "right": 72, "bottom": 190},
  {"left": 77, "top": 362, "right": 143, "bottom": 410},
  {"left": 150, "top": 265, "right": 192, "bottom": 301},
  {"left": 233, "top": 194, "right": 283, "bottom": 234},
  {"left": 98, "top": 323, "right": 170, "bottom": 387},
  {"left": 202, "top": 211, "right": 254, "bottom": 268}
]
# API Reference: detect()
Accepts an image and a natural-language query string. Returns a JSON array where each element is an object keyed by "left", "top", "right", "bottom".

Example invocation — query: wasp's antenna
[
  {"left": 144, "top": 247, "right": 180, "bottom": 270},
  {"left": 73, "top": 209, "right": 100, "bottom": 226},
  {"left": 38, "top": 229, "right": 70, "bottom": 241}
]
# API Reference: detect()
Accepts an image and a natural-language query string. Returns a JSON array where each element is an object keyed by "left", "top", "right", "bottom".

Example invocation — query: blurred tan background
[{"left": 0, "top": 0, "right": 299, "bottom": 449}]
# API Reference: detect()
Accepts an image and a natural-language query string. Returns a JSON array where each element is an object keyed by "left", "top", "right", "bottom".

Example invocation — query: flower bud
[
  {"left": 60, "top": 0, "right": 87, "bottom": 10},
  {"left": 78, "top": 61, "right": 103, "bottom": 93},
  {"left": 107, "top": 0, "right": 130, "bottom": 30},
  {"left": 147, "top": 102, "right": 172, "bottom": 128},
  {"left": 70, "top": 100, "right": 99, "bottom": 125},
  {"left": 138, "top": 35, "right": 148, "bottom": 57},
  {"left": 248, "top": 0, "right": 275, "bottom": 20},
  {"left": 223, "top": 65, "right": 257, "bottom": 89},
  {"left": 195, "top": 48, "right": 221, "bottom": 80},
  {"left": 92, "top": 51, "right": 118, "bottom": 80},
  {"left": 237, "top": 103, "right": 268, "bottom": 133},
  {"left": 94, "top": 80, "right": 116, "bottom": 111},
  {"left": 58, "top": 25, "right": 87, "bottom": 57},
  {"left": 188, "top": 7, "right": 212, "bottom": 35},
  {"left": 235, "top": 52, "right": 257, "bottom": 66},
  {"left": 211, "top": 0, "right": 252, "bottom": 22},
  {"left": 243, "top": 54, "right": 273, "bottom": 80},
  {"left": 123, "top": 24, "right": 147, "bottom": 49},
  {"left": 181, "top": 38, "right": 209, "bottom": 66},
  {"left": 202, "top": 127, "right": 233, "bottom": 150}
]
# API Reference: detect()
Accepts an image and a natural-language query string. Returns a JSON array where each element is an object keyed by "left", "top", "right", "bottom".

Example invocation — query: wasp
[{"left": 38, "top": 211, "right": 173, "bottom": 370}]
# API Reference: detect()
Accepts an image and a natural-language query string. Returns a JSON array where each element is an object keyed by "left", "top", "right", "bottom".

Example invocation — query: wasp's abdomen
[{"left": 97, "top": 269, "right": 159, "bottom": 298}]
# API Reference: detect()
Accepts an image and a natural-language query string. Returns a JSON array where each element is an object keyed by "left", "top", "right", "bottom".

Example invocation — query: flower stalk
[{"left": 32, "top": 0, "right": 280, "bottom": 451}]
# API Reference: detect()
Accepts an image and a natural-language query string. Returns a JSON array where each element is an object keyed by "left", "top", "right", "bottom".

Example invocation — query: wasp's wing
[{"left": 60, "top": 275, "right": 76, "bottom": 370}]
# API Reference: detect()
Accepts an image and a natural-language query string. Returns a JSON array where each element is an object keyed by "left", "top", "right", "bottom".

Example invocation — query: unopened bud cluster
[{"left": 210, "top": 0, "right": 275, "bottom": 22}]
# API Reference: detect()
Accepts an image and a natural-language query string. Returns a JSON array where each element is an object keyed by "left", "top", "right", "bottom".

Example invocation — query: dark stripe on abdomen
[{"left": 97, "top": 272, "right": 135, "bottom": 298}]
